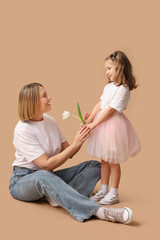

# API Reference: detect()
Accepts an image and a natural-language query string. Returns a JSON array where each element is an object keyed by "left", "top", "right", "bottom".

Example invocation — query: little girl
[{"left": 86, "top": 51, "right": 141, "bottom": 205}]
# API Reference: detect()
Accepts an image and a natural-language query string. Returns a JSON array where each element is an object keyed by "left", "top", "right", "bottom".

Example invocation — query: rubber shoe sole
[
  {"left": 100, "top": 199, "right": 119, "bottom": 205},
  {"left": 123, "top": 207, "right": 133, "bottom": 224}
]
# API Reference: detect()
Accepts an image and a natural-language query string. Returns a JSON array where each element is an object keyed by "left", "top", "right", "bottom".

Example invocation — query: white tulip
[
  {"left": 62, "top": 104, "right": 84, "bottom": 125},
  {"left": 62, "top": 111, "right": 71, "bottom": 120}
]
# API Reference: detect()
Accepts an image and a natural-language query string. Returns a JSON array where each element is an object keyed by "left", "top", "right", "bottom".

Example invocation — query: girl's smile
[{"left": 105, "top": 60, "right": 117, "bottom": 82}]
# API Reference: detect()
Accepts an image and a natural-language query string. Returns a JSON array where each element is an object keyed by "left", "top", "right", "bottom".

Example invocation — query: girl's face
[
  {"left": 39, "top": 86, "right": 52, "bottom": 114},
  {"left": 105, "top": 60, "right": 117, "bottom": 82}
]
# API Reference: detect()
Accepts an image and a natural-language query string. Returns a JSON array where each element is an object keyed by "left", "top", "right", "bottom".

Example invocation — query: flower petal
[{"left": 62, "top": 111, "right": 70, "bottom": 120}]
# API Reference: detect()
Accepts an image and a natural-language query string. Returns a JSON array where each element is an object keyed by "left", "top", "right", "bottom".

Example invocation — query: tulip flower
[
  {"left": 62, "top": 111, "right": 71, "bottom": 120},
  {"left": 62, "top": 103, "right": 84, "bottom": 125}
]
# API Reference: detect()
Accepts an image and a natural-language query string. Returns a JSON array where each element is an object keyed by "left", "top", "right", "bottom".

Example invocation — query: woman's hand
[
  {"left": 33, "top": 125, "right": 91, "bottom": 171},
  {"left": 73, "top": 125, "right": 91, "bottom": 147}
]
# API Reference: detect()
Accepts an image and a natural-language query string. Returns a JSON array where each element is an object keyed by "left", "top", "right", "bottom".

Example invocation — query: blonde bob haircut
[
  {"left": 105, "top": 51, "right": 137, "bottom": 91},
  {"left": 18, "top": 83, "right": 43, "bottom": 121}
]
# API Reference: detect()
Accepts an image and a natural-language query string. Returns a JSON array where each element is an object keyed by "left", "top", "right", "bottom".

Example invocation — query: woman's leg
[
  {"left": 9, "top": 167, "right": 100, "bottom": 222},
  {"left": 54, "top": 160, "right": 101, "bottom": 197},
  {"left": 9, "top": 166, "right": 133, "bottom": 224}
]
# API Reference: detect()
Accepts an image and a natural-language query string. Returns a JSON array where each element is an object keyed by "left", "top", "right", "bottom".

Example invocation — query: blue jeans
[{"left": 9, "top": 160, "right": 101, "bottom": 222}]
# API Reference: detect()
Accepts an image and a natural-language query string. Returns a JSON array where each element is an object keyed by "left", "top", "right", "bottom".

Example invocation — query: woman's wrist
[{"left": 72, "top": 141, "right": 82, "bottom": 149}]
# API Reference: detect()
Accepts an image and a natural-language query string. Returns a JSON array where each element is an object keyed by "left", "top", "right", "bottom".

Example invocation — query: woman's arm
[
  {"left": 61, "top": 141, "right": 69, "bottom": 151},
  {"left": 33, "top": 126, "right": 90, "bottom": 171},
  {"left": 87, "top": 106, "right": 116, "bottom": 130},
  {"left": 85, "top": 100, "right": 102, "bottom": 124},
  {"left": 61, "top": 141, "right": 81, "bottom": 159}
]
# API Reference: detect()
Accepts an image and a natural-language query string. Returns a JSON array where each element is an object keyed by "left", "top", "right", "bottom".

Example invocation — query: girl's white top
[
  {"left": 12, "top": 114, "right": 66, "bottom": 170},
  {"left": 100, "top": 82, "right": 130, "bottom": 113}
]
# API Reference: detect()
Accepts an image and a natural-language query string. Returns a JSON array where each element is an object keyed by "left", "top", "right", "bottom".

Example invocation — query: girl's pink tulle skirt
[{"left": 87, "top": 111, "right": 141, "bottom": 164}]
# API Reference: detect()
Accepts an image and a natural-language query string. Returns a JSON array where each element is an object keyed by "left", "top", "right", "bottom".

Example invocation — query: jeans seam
[{"left": 38, "top": 182, "right": 62, "bottom": 205}]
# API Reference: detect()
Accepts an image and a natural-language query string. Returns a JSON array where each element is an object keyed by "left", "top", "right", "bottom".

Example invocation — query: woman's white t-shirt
[
  {"left": 100, "top": 82, "right": 130, "bottom": 113},
  {"left": 12, "top": 114, "right": 66, "bottom": 170}
]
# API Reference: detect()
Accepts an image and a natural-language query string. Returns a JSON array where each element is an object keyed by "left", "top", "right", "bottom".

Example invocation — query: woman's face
[
  {"left": 105, "top": 60, "right": 117, "bottom": 82},
  {"left": 39, "top": 86, "right": 52, "bottom": 114}
]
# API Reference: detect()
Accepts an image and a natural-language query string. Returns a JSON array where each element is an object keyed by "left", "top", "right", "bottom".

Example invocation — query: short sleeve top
[
  {"left": 12, "top": 114, "right": 66, "bottom": 170},
  {"left": 100, "top": 82, "right": 130, "bottom": 113}
]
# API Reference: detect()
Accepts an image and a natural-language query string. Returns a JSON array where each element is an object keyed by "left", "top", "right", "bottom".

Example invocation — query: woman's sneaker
[
  {"left": 100, "top": 192, "right": 119, "bottom": 205},
  {"left": 90, "top": 190, "right": 106, "bottom": 201},
  {"left": 104, "top": 207, "right": 133, "bottom": 224}
]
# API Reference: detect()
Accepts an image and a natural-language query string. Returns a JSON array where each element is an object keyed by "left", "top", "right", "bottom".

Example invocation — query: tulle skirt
[{"left": 87, "top": 111, "right": 141, "bottom": 164}]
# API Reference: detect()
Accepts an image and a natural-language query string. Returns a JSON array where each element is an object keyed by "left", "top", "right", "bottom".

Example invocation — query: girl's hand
[
  {"left": 80, "top": 113, "right": 90, "bottom": 128},
  {"left": 84, "top": 112, "right": 91, "bottom": 122},
  {"left": 86, "top": 122, "right": 95, "bottom": 130},
  {"left": 80, "top": 112, "right": 91, "bottom": 126},
  {"left": 73, "top": 125, "right": 91, "bottom": 147}
]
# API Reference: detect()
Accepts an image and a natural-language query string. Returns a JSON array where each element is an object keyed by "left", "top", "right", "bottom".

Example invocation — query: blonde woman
[{"left": 9, "top": 83, "right": 133, "bottom": 224}]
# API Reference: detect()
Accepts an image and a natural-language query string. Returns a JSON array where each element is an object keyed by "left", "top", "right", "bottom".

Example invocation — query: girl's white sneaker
[
  {"left": 100, "top": 192, "right": 119, "bottom": 205},
  {"left": 90, "top": 190, "right": 106, "bottom": 201}
]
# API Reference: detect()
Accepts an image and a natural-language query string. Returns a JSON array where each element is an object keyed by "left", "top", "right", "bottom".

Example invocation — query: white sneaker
[
  {"left": 100, "top": 192, "right": 119, "bottom": 205},
  {"left": 90, "top": 190, "right": 106, "bottom": 201},
  {"left": 104, "top": 207, "right": 133, "bottom": 224}
]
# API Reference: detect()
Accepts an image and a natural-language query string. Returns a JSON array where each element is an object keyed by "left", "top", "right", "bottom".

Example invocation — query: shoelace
[{"left": 104, "top": 208, "right": 124, "bottom": 223}]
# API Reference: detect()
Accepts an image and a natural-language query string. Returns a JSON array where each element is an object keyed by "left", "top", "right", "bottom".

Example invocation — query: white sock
[
  {"left": 94, "top": 207, "right": 105, "bottom": 220},
  {"left": 109, "top": 187, "right": 118, "bottom": 196},
  {"left": 101, "top": 184, "right": 108, "bottom": 194}
]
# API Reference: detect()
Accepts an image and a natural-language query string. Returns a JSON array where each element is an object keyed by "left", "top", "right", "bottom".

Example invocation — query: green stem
[{"left": 70, "top": 114, "right": 84, "bottom": 125}]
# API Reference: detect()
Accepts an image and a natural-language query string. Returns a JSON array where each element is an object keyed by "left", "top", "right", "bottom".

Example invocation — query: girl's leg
[
  {"left": 101, "top": 160, "right": 110, "bottom": 186},
  {"left": 90, "top": 160, "right": 110, "bottom": 201},
  {"left": 109, "top": 163, "right": 121, "bottom": 189},
  {"left": 100, "top": 163, "right": 121, "bottom": 205}
]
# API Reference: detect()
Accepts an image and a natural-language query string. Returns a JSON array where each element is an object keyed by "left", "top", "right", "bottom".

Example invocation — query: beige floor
[
  {"left": 1, "top": 0, "right": 160, "bottom": 239},
  {"left": 2, "top": 153, "right": 160, "bottom": 240}
]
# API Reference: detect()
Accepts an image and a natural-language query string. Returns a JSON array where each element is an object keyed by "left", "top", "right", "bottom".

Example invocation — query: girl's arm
[
  {"left": 87, "top": 106, "right": 116, "bottom": 130},
  {"left": 33, "top": 126, "right": 90, "bottom": 171},
  {"left": 85, "top": 100, "right": 102, "bottom": 124}
]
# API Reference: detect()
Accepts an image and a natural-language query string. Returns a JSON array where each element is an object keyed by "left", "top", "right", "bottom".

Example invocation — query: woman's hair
[
  {"left": 18, "top": 83, "right": 43, "bottom": 121},
  {"left": 105, "top": 51, "right": 137, "bottom": 91}
]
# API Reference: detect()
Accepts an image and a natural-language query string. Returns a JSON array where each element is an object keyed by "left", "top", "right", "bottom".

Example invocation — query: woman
[{"left": 9, "top": 82, "right": 133, "bottom": 223}]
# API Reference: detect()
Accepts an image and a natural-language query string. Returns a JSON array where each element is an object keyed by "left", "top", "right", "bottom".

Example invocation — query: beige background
[{"left": 0, "top": 0, "right": 160, "bottom": 239}]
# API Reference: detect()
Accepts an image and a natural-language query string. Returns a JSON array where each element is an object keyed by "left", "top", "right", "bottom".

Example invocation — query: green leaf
[{"left": 77, "top": 103, "right": 84, "bottom": 125}]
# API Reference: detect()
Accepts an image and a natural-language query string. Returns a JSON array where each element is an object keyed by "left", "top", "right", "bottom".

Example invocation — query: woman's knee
[
  {"left": 88, "top": 160, "right": 101, "bottom": 167},
  {"left": 34, "top": 169, "right": 55, "bottom": 179}
]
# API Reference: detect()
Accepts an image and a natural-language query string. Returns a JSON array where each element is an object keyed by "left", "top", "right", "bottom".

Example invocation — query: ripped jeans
[{"left": 9, "top": 160, "right": 101, "bottom": 222}]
